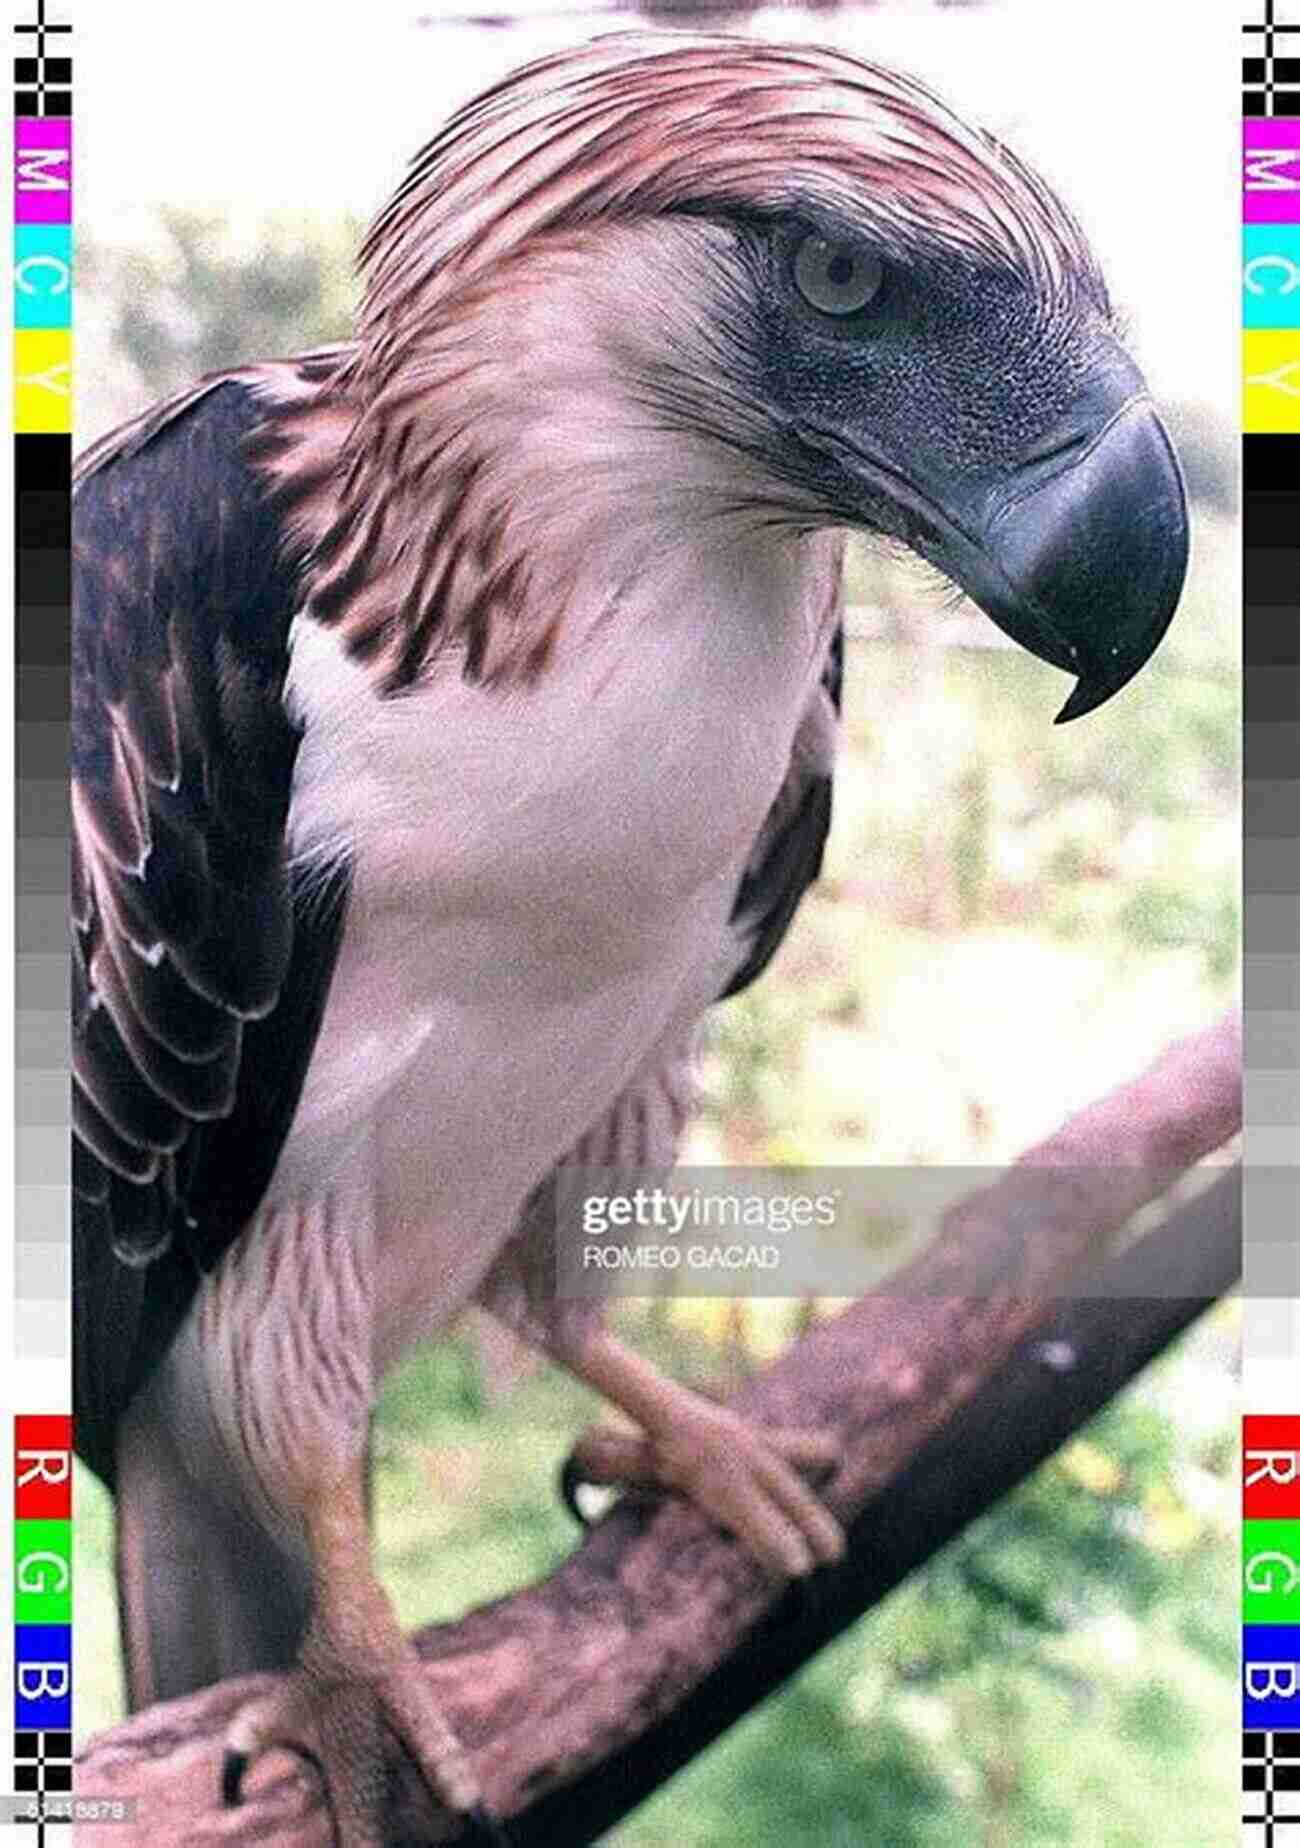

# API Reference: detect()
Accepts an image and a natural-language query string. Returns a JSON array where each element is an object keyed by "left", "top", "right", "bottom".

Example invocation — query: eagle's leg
[
  {"left": 222, "top": 1459, "right": 506, "bottom": 1847},
  {"left": 114, "top": 1382, "right": 315, "bottom": 1708},
  {"left": 132, "top": 1195, "right": 502, "bottom": 1846},
  {"left": 555, "top": 1328, "right": 844, "bottom": 1578}
]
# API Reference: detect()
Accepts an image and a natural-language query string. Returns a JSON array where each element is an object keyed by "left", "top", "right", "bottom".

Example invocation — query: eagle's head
[{"left": 336, "top": 32, "right": 1187, "bottom": 714}]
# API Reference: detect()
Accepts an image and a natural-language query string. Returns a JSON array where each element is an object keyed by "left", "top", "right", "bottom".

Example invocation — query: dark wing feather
[
  {"left": 721, "top": 587, "right": 843, "bottom": 1001},
  {"left": 72, "top": 375, "right": 349, "bottom": 1488}
]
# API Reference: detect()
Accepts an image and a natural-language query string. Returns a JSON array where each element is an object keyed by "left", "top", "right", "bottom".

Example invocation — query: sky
[{"left": 76, "top": 0, "right": 1237, "bottom": 413}]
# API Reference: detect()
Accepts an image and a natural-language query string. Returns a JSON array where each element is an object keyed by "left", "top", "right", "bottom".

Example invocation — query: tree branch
[{"left": 76, "top": 1013, "right": 1240, "bottom": 1845}]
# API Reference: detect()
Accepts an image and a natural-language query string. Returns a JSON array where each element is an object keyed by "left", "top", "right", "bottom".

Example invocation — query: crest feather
[{"left": 353, "top": 29, "right": 1105, "bottom": 379}]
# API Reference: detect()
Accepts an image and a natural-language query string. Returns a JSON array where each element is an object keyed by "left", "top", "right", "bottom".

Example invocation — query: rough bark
[{"left": 75, "top": 1013, "right": 1240, "bottom": 1845}]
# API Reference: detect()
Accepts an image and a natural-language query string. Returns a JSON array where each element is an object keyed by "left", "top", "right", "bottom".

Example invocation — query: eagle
[{"left": 72, "top": 32, "right": 1188, "bottom": 1844}]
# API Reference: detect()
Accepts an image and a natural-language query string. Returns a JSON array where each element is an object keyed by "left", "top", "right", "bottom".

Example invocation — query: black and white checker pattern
[
  {"left": 10, "top": 1732, "right": 72, "bottom": 1842},
  {"left": 12, "top": 0, "right": 71, "bottom": 118},
  {"left": 1245, "top": 1732, "right": 1300, "bottom": 1845},
  {"left": 1245, "top": 0, "right": 1300, "bottom": 116},
  {"left": 12, "top": 1732, "right": 72, "bottom": 1801}
]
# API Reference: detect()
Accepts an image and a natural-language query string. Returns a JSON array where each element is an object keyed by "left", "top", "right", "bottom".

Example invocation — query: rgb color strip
[
  {"left": 12, "top": 2, "right": 73, "bottom": 1834},
  {"left": 11, "top": 1421, "right": 71, "bottom": 1832},
  {"left": 1245, "top": 1424, "right": 1300, "bottom": 1839},
  {"left": 1242, "top": 7, "right": 1300, "bottom": 1844}
]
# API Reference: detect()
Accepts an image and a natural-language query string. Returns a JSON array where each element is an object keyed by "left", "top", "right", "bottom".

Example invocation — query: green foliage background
[{"left": 74, "top": 211, "right": 1239, "bottom": 1845}]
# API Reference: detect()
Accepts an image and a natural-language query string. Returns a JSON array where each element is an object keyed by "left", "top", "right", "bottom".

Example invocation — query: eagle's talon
[
  {"left": 220, "top": 1628, "right": 486, "bottom": 1844},
  {"left": 554, "top": 1341, "right": 845, "bottom": 1580},
  {"left": 644, "top": 1409, "right": 845, "bottom": 1581},
  {"left": 220, "top": 1747, "right": 248, "bottom": 1808},
  {"left": 221, "top": 1735, "right": 328, "bottom": 1811},
  {"left": 558, "top": 1452, "right": 633, "bottom": 1528},
  {"left": 558, "top": 1454, "right": 594, "bottom": 1527}
]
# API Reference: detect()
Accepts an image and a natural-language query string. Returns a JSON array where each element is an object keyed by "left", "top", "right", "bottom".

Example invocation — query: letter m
[
  {"left": 1246, "top": 149, "right": 1300, "bottom": 192},
  {"left": 16, "top": 150, "right": 69, "bottom": 193}
]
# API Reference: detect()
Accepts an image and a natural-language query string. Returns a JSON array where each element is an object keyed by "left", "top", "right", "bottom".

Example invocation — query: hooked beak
[
  {"left": 918, "top": 389, "right": 1190, "bottom": 723},
  {"left": 808, "top": 363, "right": 1191, "bottom": 723},
  {"left": 969, "top": 394, "right": 1188, "bottom": 721}
]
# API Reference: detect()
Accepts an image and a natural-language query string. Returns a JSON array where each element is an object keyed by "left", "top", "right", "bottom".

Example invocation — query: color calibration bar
[
  {"left": 1241, "top": 69, "right": 1300, "bottom": 1393},
  {"left": 1242, "top": 7, "right": 1300, "bottom": 1845},
  {"left": 13, "top": 0, "right": 71, "bottom": 1386},
  {"left": 9, "top": 1421, "right": 70, "bottom": 1833},
  {"left": 10, "top": 2, "right": 73, "bottom": 1838},
  {"left": 1242, "top": 106, "right": 1300, "bottom": 1382},
  {"left": 1245, "top": 1424, "right": 1300, "bottom": 1841}
]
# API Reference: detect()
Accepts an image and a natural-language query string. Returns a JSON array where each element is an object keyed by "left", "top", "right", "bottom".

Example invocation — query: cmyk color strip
[
  {"left": 13, "top": 18, "right": 71, "bottom": 1377},
  {"left": 10, "top": 3, "right": 74, "bottom": 1837},
  {"left": 1242, "top": 52, "right": 1300, "bottom": 1368},
  {"left": 1242, "top": 8, "right": 1300, "bottom": 1844}
]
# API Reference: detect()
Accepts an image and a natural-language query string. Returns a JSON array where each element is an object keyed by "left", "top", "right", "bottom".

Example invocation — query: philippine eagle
[{"left": 72, "top": 32, "right": 1188, "bottom": 1843}]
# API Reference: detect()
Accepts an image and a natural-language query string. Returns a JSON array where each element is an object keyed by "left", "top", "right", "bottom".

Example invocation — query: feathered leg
[
  {"left": 115, "top": 1380, "right": 313, "bottom": 1708},
  {"left": 122, "top": 1195, "right": 504, "bottom": 1847}
]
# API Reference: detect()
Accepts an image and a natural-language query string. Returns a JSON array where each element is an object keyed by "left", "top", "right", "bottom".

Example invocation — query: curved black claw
[
  {"left": 462, "top": 1800, "right": 514, "bottom": 1847},
  {"left": 221, "top": 1748, "right": 248, "bottom": 1808},
  {"left": 221, "top": 1741, "right": 328, "bottom": 1813},
  {"left": 559, "top": 1455, "right": 593, "bottom": 1528}
]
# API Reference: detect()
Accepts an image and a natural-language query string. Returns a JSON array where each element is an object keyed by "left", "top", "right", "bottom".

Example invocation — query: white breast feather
[{"left": 272, "top": 528, "right": 834, "bottom": 1363}]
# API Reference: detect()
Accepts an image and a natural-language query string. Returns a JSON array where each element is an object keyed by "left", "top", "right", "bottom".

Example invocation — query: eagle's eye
[{"left": 792, "top": 234, "right": 885, "bottom": 317}]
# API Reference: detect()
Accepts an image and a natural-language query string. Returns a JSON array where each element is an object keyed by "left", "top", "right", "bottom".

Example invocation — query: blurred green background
[{"left": 74, "top": 173, "right": 1238, "bottom": 1847}]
